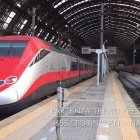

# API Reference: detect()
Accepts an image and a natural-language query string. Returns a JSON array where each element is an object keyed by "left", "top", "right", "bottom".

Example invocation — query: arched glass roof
[{"left": 0, "top": 0, "right": 140, "bottom": 56}]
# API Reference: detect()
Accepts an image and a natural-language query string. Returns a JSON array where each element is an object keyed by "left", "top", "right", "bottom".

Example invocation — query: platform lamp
[
  {"left": 133, "top": 42, "right": 136, "bottom": 74},
  {"left": 67, "top": 39, "right": 72, "bottom": 51},
  {"left": 65, "top": 25, "right": 71, "bottom": 49},
  {"left": 57, "top": 24, "right": 69, "bottom": 48},
  {"left": 132, "top": 23, "right": 140, "bottom": 74}
]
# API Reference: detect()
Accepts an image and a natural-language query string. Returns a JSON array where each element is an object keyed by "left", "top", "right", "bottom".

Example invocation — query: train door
[
  {"left": 46, "top": 51, "right": 59, "bottom": 83},
  {"left": 57, "top": 53, "right": 68, "bottom": 87},
  {"left": 44, "top": 58, "right": 48, "bottom": 73},
  {"left": 79, "top": 60, "right": 82, "bottom": 81},
  {"left": 28, "top": 51, "right": 46, "bottom": 99},
  {"left": 28, "top": 53, "right": 45, "bottom": 86},
  {"left": 77, "top": 58, "right": 80, "bottom": 82}
]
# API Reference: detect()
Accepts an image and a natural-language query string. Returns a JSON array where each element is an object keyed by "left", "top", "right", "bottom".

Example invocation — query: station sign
[
  {"left": 107, "top": 47, "right": 117, "bottom": 54},
  {"left": 81, "top": 47, "right": 91, "bottom": 54}
]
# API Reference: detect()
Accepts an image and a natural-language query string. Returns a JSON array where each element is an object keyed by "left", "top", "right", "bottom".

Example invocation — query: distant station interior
[{"left": 0, "top": 0, "right": 140, "bottom": 140}]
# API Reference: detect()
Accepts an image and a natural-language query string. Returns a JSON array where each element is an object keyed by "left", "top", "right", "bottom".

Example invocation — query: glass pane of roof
[{"left": 54, "top": 0, "right": 68, "bottom": 8}]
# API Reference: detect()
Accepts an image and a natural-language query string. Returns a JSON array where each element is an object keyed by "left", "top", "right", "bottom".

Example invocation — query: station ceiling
[{"left": 0, "top": 0, "right": 140, "bottom": 56}]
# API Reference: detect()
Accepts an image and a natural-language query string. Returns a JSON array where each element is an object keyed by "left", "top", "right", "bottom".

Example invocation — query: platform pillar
[{"left": 100, "top": 2, "right": 104, "bottom": 82}]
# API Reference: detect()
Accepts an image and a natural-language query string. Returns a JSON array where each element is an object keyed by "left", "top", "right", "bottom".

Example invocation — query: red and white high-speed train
[{"left": 0, "top": 36, "right": 96, "bottom": 113}]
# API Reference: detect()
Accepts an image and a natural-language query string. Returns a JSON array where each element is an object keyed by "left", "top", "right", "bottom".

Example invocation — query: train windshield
[{"left": 0, "top": 41, "right": 27, "bottom": 57}]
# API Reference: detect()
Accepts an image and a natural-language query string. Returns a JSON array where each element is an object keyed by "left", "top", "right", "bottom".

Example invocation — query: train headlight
[{"left": 5, "top": 76, "right": 17, "bottom": 84}]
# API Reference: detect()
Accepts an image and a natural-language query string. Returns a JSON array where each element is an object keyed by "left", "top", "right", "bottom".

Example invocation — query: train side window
[
  {"left": 85, "top": 64, "right": 89, "bottom": 70},
  {"left": 71, "top": 62, "right": 78, "bottom": 70},
  {"left": 79, "top": 63, "right": 83, "bottom": 70},
  {"left": 29, "top": 49, "right": 50, "bottom": 67},
  {"left": 83, "top": 64, "right": 85, "bottom": 70},
  {"left": 0, "top": 41, "right": 27, "bottom": 57}
]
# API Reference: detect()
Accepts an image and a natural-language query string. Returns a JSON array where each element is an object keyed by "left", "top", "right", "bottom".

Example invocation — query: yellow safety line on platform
[
  {"left": 69, "top": 76, "right": 96, "bottom": 94},
  {"left": 0, "top": 100, "right": 56, "bottom": 140},
  {"left": 0, "top": 76, "right": 96, "bottom": 140},
  {"left": 112, "top": 73, "right": 139, "bottom": 140}
]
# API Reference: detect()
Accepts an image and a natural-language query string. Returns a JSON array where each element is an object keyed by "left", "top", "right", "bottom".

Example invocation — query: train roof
[
  {"left": 0, "top": 35, "right": 94, "bottom": 64},
  {"left": 0, "top": 35, "right": 51, "bottom": 51},
  {"left": 0, "top": 35, "right": 33, "bottom": 41},
  {"left": 44, "top": 41, "right": 93, "bottom": 64},
  {"left": 44, "top": 41, "right": 77, "bottom": 57},
  {"left": 52, "top": 43, "right": 94, "bottom": 64}
]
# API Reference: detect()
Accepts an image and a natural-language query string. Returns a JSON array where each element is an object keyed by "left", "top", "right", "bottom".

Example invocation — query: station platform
[{"left": 0, "top": 72, "right": 140, "bottom": 140}]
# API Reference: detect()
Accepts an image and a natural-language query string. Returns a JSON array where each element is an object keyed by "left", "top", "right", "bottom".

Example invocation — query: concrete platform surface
[{"left": 0, "top": 72, "right": 140, "bottom": 140}]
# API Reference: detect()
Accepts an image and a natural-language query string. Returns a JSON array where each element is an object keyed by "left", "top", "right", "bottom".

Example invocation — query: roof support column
[
  {"left": 32, "top": 7, "right": 36, "bottom": 36},
  {"left": 133, "top": 42, "right": 136, "bottom": 74},
  {"left": 100, "top": 2, "right": 104, "bottom": 82}
]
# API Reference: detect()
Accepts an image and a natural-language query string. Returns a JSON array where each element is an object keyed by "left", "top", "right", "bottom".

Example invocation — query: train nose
[{"left": 0, "top": 87, "right": 18, "bottom": 105}]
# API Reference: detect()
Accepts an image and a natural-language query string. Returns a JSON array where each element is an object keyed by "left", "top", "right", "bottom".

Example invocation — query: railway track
[
  {"left": 0, "top": 115, "right": 11, "bottom": 121},
  {"left": 0, "top": 92, "right": 56, "bottom": 121},
  {"left": 119, "top": 72, "right": 140, "bottom": 109}
]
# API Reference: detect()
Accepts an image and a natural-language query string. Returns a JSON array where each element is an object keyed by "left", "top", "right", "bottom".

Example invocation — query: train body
[
  {"left": 121, "top": 64, "right": 140, "bottom": 74},
  {"left": 0, "top": 36, "right": 96, "bottom": 113}
]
